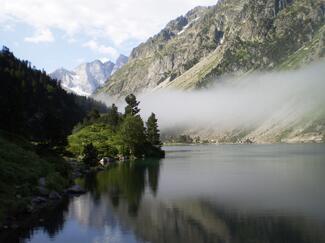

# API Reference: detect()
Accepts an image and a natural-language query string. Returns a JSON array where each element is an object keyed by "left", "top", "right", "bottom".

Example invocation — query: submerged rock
[
  {"left": 66, "top": 185, "right": 86, "bottom": 194},
  {"left": 31, "top": 196, "right": 47, "bottom": 205},
  {"left": 38, "top": 177, "right": 46, "bottom": 187},
  {"left": 38, "top": 186, "right": 49, "bottom": 196},
  {"left": 49, "top": 191, "right": 62, "bottom": 200}
]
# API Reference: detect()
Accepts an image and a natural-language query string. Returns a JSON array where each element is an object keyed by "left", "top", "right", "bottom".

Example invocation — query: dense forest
[{"left": 0, "top": 46, "right": 107, "bottom": 147}]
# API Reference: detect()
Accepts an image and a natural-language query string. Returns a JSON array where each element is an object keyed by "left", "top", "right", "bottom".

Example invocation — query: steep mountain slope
[
  {"left": 52, "top": 55, "right": 127, "bottom": 96},
  {"left": 112, "top": 54, "right": 128, "bottom": 74},
  {"left": 98, "top": 0, "right": 324, "bottom": 97}
]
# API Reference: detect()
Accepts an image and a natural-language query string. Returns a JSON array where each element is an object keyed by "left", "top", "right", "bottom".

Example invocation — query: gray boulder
[
  {"left": 49, "top": 191, "right": 62, "bottom": 200},
  {"left": 38, "top": 177, "right": 46, "bottom": 187},
  {"left": 67, "top": 185, "right": 86, "bottom": 194},
  {"left": 38, "top": 186, "right": 49, "bottom": 196},
  {"left": 31, "top": 196, "right": 47, "bottom": 204}
]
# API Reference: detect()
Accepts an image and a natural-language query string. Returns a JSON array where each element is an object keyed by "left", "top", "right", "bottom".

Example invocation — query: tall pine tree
[{"left": 146, "top": 113, "right": 161, "bottom": 147}]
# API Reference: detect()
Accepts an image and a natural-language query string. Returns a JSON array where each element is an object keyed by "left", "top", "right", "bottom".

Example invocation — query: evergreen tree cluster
[
  {"left": 0, "top": 46, "right": 107, "bottom": 146},
  {"left": 70, "top": 94, "right": 165, "bottom": 163}
]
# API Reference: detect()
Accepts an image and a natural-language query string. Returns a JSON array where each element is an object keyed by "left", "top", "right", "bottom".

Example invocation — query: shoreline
[
  {"left": 163, "top": 141, "right": 325, "bottom": 146},
  {"left": 0, "top": 155, "right": 158, "bottom": 231},
  {"left": 0, "top": 158, "right": 96, "bottom": 231}
]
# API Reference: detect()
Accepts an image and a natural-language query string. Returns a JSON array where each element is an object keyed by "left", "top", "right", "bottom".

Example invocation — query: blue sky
[{"left": 0, "top": 0, "right": 216, "bottom": 73}]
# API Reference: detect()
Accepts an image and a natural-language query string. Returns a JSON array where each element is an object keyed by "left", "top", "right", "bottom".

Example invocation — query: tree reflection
[
  {"left": 0, "top": 199, "right": 69, "bottom": 243},
  {"left": 85, "top": 159, "right": 161, "bottom": 217}
]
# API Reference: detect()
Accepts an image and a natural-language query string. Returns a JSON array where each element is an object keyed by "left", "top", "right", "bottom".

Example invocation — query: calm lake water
[{"left": 2, "top": 144, "right": 325, "bottom": 243}]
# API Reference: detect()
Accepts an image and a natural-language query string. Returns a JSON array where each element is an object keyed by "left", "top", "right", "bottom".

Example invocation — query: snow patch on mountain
[
  {"left": 178, "top": 16, "right": 200, "bottom": 35},
  {"left": 51, "top": 55, "right": 128, "bottom": 96}
]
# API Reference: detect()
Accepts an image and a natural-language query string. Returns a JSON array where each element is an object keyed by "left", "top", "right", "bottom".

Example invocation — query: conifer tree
[
  {"left": 118, "top": 115, "right": 146, "bottom": 157},
  {"left": 146, "top": 113, "right": 161, "bottom": 147},
  {"left": 124, "top": 94, "right": 140, "bottom": 116}
]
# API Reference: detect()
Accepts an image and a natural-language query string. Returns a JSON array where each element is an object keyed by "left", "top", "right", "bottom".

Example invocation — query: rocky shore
[{"left": 0, "top": 158, "right": 101, "bottom": 231}]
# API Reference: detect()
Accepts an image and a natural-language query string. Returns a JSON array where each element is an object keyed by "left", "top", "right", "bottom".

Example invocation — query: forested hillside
[
  {"left": 0, "top": 46, "right": 107, "bottom": 146},
  {"left": 0, "top": 46, "right": 107, "bottom": 224}
]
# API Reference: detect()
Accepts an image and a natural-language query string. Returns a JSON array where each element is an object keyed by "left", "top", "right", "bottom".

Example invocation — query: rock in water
[
  {"left": 67, "top": 185, "right": 86, "bottom": 194},
  {"left": 49, "top": 191, "right": 62, "bottom": 200}
]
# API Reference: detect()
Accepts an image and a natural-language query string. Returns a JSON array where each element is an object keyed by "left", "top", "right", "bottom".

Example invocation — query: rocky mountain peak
[
  {"left": 112, "top": 54, "right": 128, "bottom": 74},
  {"left": 51, "top": 55, "right": 128, "bottom": 96}
]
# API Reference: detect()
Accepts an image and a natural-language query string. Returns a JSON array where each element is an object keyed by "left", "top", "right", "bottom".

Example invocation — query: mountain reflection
[
  {"left": 125, "top": 200, "right": 325, "bottom": 243},
  {"left": 3, "top": 145, "right": 325, "bottom": 243},
  {"left": 68, "top": 159, "right": 325, "bottom": 243}
]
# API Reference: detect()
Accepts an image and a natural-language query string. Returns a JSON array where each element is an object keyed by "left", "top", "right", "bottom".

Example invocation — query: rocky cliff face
[
  {"left": 97, "top": 0, "right": 324, "bottom": 143},
  {"left": 51, "top": 55, "right": 128, "bottom": 96},
  {"left": 98, "top": 0, "right": 324, "bottom": 97}
]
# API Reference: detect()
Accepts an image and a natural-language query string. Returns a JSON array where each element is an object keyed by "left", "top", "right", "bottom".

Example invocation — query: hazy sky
[{"left": 0, "top": 0, "right": 216, "bottom": 72}]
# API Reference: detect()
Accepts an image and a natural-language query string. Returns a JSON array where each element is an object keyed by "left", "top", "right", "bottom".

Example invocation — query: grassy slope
[
  {"left": 277, "top": 25, "right": 325, "bottom": 70},
  {"left": 0, "top": 131, "right": 70, "bottom": 223},
  {"left": 164, "top": 1, "right": 325, "bottom": 90}
]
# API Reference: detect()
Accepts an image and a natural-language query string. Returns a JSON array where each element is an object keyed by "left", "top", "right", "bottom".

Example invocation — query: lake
[{"left": 2, "top": 144, "right": 325, "bottom": 243}]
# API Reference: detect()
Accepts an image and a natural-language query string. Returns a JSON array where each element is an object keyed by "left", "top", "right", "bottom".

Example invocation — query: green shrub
[{"left": 68, "top": 123, "right": 117, "bottom": 158}]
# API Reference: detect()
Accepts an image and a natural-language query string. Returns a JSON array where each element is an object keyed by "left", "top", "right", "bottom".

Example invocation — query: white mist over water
[{"left": 98, "top": 62, "right": 325, "bottom": 136}]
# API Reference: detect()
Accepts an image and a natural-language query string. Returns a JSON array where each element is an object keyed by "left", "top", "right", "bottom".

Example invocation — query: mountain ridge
[
  {"left": 98, "top": 0, "right": 324, "bottom": 97},
  {"left": 51, "top": 54, "right": 128, "bottom": 96}
]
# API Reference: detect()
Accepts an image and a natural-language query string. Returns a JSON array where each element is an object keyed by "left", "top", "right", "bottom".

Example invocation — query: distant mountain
[
  {"left": 95, "top": 0, "right": 325, "bottom": 144},
  {"left": 112, "top": 54, "right": 128, "bottom": 74},
  {"left": 51, "top": 55, "right": 128, "bottom": 96},
  {"left": 98, "top": 0, "right": 324, "bottom": 97},
  {"left": 0, "top": 46, "right": 107, "bottom": 145}
]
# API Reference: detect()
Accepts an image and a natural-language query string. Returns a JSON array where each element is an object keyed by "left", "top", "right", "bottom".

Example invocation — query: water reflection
[
  {"left": 0, "top": 199, "right": 69, "bottom": 243},
  {"left": 69, "top": 159, "right": 162, "bottom": 229},
  {"left": 2, "top": 145, "right": 325, "bottom": 243},
  {"left": 123, "top": 200, "right": 325, "bottom": 243},
  {"left": 81, "top": 159, "right": 161, "bottom": 216}
]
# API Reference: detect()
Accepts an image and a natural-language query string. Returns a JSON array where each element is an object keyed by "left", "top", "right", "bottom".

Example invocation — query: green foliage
[
  {"left": 87, "top": 109, "right": 100, "bottom": 121},
  {"left": 82, "top": 143, "right": 98, "bottom": 167},
  {"left": 98, "top": 104, "right": 121, "bottom": 129},
  {"left": 146, "top": 113, "right": 161, "bottom": 147},
  {"left": 0, "top": 46, "right": 107, "bottom": 146},
  {"left": 176, "top": 135, "right": 193, "bottom": 144},
  {"left": 124, "top": 94, "right": 140, "bottom": 116},
  {"left": 68, "top": 95, "right": 164, "bottom": 160},
  {"left": 0, "top": 134, "right": 71, "bottom": 223},
  {"left": 116, "top": 115, "right": 146, "bottom": 157},
  {"left": 68, "top": 123, "right": 117, "bottom": 158},
  {"left": 45, "top": 172, "right": 69, "bottom": 192}
]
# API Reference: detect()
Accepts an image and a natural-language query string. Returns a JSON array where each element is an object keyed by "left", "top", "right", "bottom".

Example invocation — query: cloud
[
  {"left": 76, "top": 58, "right": 85, "bottom": 64},
  {"left": 135, "top": 63, "right": 325, "bottom": 133},
  {"left": 0, "top": 0, "right": 216, "bottom": 46},
  {"left": 97, "top": 63, "right": 325, "bottom": 136},
  {"left": 83, "top": 40, "right": 119, "bottom": 59},
  {"left": 24, "top": 29, "right": 54, "bottom": 43},
  {"left": 1, "top": 23, "right": 14, "bottom": 32}
]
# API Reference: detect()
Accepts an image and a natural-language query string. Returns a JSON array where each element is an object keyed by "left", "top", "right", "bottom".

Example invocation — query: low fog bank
[{"left": 98, "top": 62, "right": 325, "bottom": 138}]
